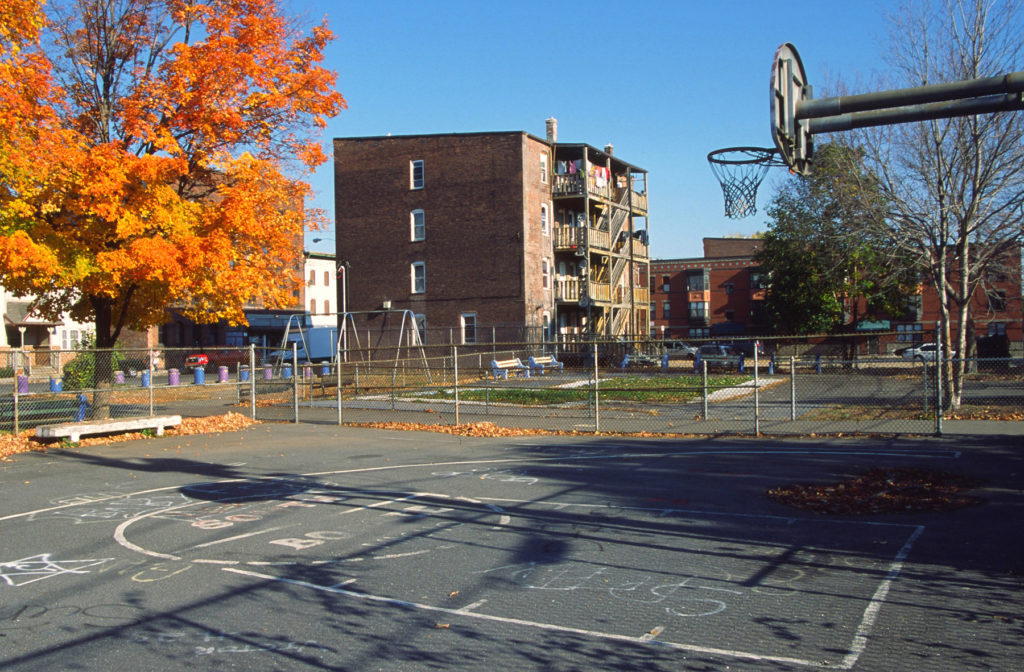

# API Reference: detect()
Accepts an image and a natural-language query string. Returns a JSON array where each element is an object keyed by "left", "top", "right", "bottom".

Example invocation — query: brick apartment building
[
  {"left": 333, "top": 121, "right": 650, "bottom": 345},
  {"left": 652, "top": 238, "right": 1023, "bottom": 355}
]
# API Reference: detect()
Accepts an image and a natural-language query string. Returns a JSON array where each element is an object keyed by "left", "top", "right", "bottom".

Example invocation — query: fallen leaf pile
[
  {"left": 0, "top": 413, "right": 259, "bottom": 460},
  {"left": 352, "top": 421, "right": 585, "bottom": 438},
  {"left": 767, "top": 467, "right": 986, "bottom": 515}
]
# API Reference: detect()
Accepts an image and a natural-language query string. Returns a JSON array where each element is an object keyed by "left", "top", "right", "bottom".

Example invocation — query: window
[
  {"left": 411, "top": 160, "right": 424, "bottom": 189},
  {"left": 661, "top": 275, "right": 670, "bottom": 292},
  {"left": 662, "top": 301, "right": 671, "bottom": 319},
  {"left": 749, "top": 270, "right": 766, "bottom": 290},
  {"left": 897, "top": 323, "right": 923, "bottom": 342},
  {"left": 988, "top": 290, "right": 1007, "bottom": 312},
  {"left": 310, "top": 299, "right": 317, "bottom": 315},
  {"left": 542, "top": 312, "right": 551, "bottom": 339},
  {"left": 414, "top": 313, "right": 427, "bottom": 344},
  {"left": 323, "top": 271, "right": 330, "bottom": 287},
  {"left": 540, "top": 153, "right": 548, "bottom": 184},
  {"left": 688, "top": 301, "right": 709, "bottom": 323},
  {"left": 461, "top": 313, "right": 477, "bottom": 344},
  {"left": 686, "top": 269, "right": 708, "bottom": 292},
  {"left": 724, "top": 282, "right": 734, "bottom": 295},
  {"left": 542, "top": 258, "right": 551, "bottom": 289},
  {"left": 324, "top": 300, "right": 330, "bottom": 314},
  {"left": 541, "top": 204, "right": 549, "bottom": 235},
  {"left": 411, "top": 262, "right": 425, "bottom": 294},
  {"left": 988, "top": 322, "right": 1007, "bottom": 336},
  {"left": 411, "top": 209, "right": 425, "bottom": 241},
  {"left": 308, "top": 269, "right": 316, "bottom": 285},
  {"left": 688, "top": 327, "right": 710, "bottom": 338}
]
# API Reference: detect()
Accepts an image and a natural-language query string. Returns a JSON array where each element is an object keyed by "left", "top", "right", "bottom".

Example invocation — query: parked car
[
  {"left": 727, "top": 340, "right": 770, "bottom": 358},
  {"left": 900, "top": 343, "right": 957, "bottom": 361},
  {"left": 184, "top": 353, "right": 209, "bottom": 368},
  {"left": 695, "top": 344, "right": 742, "bottom": 371},
  {"left": 663, "top": 341, "right": 698, "bottom": 359}
]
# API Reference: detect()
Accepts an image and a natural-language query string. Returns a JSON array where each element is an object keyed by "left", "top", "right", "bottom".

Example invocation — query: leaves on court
[
  {"left": 767, "top": 467, "right": 986, "bottom": 514},
  {"left": 1, "top": 412, "right": 258, "bottom": 459}
]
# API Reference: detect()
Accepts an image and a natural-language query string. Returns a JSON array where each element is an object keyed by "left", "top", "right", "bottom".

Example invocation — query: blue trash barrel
[
  {"left": 49, "top": 377, "right": 63, "bottom": 392},
  {"left": 168, "top": 368, "right": 180, "bottom": 386},
  {"left": 320, "top": 364, "right": 330, "bottom": 376},
  {"left": 282, "top": 364, "right": 292, "bottom": 380},
  {"left": 75, "top": 394, "right": 88, "bottom": 421},
  {"left": 141, "top": 371, "right": 150, "bottom": 387},
  {"left": 239, "top": 365, "right": 250, "bottom": 382},
  {"left": 193, "top": 367, "right": 205, "bottom": 385},
  {"left": 218, "top": 366, "right": 229, "bottom": 383}
]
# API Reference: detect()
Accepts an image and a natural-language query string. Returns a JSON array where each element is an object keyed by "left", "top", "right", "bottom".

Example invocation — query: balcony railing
[
  {"left": 555, "top": 278, "right": 580, "bottom": 302},
  {"left": 630, "top": 238, "right": 649, "bottom": 259},
  {"left": 552, "top": 174, "right": 584, "bottom": 197},
  {"left": 633, "top": 287, "right": 650, "bottom": 304},
  {"left": 589, "top": 282, "right": 611, "bottom": 303},
  {"left": 553, "top": 226, "right": 611, "bottom": 253}
]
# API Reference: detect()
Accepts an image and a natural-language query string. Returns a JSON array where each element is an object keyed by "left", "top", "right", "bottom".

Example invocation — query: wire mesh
[{"left": 3, "top": 340, "right": 1022, "bottom": 437}]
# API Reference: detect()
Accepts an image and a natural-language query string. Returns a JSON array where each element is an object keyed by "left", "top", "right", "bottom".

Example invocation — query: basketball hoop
[{"left": 707, "top": 147, "right": 787, "bottom": 218}]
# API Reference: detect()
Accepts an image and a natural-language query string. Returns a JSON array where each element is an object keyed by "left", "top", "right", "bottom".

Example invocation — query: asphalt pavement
[{"left": 1, "top": 423, "right": 1021, "bottom": 671}]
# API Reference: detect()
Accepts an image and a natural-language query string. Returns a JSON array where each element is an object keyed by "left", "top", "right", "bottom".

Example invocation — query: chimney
[
  {"left": 545, "top": 117, "right": 558, "bottom": 143},
  {"left": 604, "top": 144, "right": 614, "bottom": 155}
]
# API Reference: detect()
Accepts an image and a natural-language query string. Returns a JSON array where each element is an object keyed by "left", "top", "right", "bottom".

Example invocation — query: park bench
[
  {"left": 490, "top": 358, "right": 530, "bottom": 380},
  {"left": 315, "top": 367, "right": 357, "bottom": 396},
  {"left": 35, "top": 414, "right": 182, "bottom": 443},
  {"left": 620, "top": 353, "right": 660, "bottom": 369},
  {"left": 527, "top": 355, "right": 564, "bottom": 375}
]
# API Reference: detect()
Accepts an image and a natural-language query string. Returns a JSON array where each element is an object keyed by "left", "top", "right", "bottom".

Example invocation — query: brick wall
[{"left": 334, "top": 132, "right": 553, "bottom": 340}]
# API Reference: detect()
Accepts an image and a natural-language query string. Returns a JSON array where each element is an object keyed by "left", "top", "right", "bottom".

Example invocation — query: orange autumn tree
[{"left": 0, "top": 0, "right": 345, "bottom": 353}]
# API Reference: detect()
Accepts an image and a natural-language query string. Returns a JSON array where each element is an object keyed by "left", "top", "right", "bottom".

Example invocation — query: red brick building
[
  {"left": 333, "top": 123, "right": 650, "bottom": 344},
  {"left": 651, "top": 238, "right": 767, "bottom": 340},
  {"left": 652, "top": 238, "right": 1022, "bottom": 355}
]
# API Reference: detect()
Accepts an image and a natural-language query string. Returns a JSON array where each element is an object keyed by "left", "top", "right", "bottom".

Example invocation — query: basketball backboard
[{"left": 770, "top": 42, "right": 813, "bottom": 175}]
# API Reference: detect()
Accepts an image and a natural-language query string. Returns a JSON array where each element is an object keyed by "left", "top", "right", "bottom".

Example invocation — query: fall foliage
[{"left": 0, "top": 0, "right": 346, "bottom": 348}]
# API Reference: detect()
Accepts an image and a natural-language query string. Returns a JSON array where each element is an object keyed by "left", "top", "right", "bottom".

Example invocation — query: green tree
[{"left": 757, "top": 143, "right": 917, "bottom": 341}]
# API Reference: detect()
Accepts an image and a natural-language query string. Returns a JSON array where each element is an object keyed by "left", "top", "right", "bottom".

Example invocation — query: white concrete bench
[
  {"left": 490, "top": 358, "right": 530, "bottom": 380},
  {"left": 527, "top": 355, "right": 564, "bottom": 375},
  {"left": 35, "top": 415, "right": 182, "bottom": 443}
]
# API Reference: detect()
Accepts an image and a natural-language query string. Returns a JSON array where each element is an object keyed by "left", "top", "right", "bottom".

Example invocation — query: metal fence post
[
  {"left": 754, "top": 349, "right": 760, "bottom": 436},
  {"left": 935, "top": 323, "right": 944, "bottom": 435},
  {"left": 790, "top": 356, "right": 796, "bottom": 421},
  {"left": 453, "top": 345, "right": 460, "bottom": 426},
  {"left": 12, "top": 375, "right": 19, "bottom": 436},
  {"left": 292, "top": 343, "right": 299, "bottom": 424},
  {"left": 337, "top": 358, "right": 344, "bottom": 426},
  {"left": 593, "top": 343, "right": 600, "bottom": 433},
  {"left": 702, "top": 359, "right": 709, "bottom": 420},
  {"left": 249, "top": 344, "right": 256, "bottom": 420}
]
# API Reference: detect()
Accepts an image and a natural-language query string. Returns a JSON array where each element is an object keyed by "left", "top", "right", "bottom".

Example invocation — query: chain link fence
[{"left": 3, "top": 339, "right": 1022, "bottom": 437}]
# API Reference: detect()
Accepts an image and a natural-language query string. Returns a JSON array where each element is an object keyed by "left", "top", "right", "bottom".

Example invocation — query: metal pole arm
[
  {"left": 809, "top": 92, "right": 1024, "bottom": 133},
  {"left": 798, "top": 71, "right": 1024, "bottom": 119}
]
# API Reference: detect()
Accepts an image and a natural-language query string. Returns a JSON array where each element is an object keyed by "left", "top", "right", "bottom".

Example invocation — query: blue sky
[{"left": 298, "top": 0, "right": 894, "bottom": 259}]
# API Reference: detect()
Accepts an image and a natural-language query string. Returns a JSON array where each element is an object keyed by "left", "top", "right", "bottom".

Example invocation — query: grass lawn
[{"left": 420, "top": 374, "right": 752, "bottom": 405}]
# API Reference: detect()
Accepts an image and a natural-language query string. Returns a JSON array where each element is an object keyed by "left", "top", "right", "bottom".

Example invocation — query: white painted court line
[
  {"left": 221, "top": 566, "right": 831, "bottom": 668},
  {"left": 841, "top": 525, "right": 925, "bottom": 670}
]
